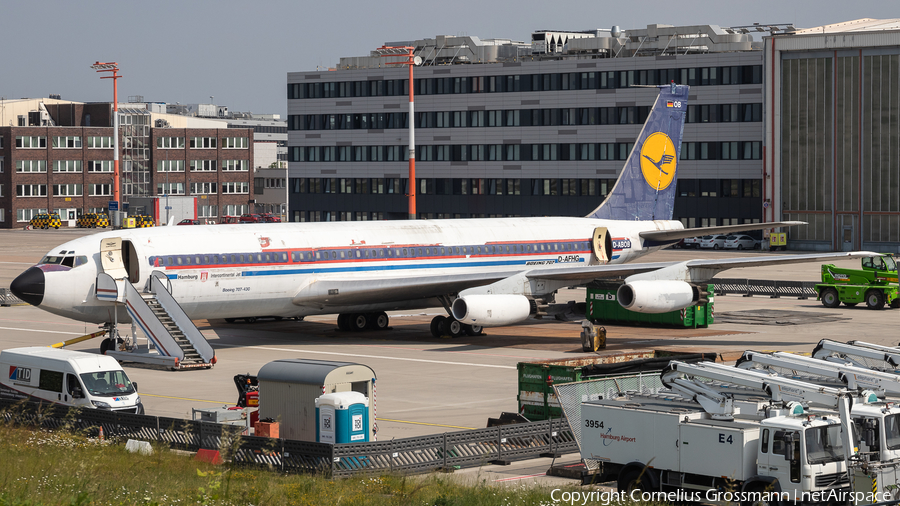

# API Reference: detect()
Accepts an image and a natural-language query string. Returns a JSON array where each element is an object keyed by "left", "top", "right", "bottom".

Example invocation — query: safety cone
[{"left": 99, "top": 426, "right": 105, "bottom": 441}]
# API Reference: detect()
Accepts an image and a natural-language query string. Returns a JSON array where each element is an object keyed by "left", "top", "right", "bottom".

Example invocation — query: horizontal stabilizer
[{"left": 640, "top": 221, "right": 807, "bottom": 242}]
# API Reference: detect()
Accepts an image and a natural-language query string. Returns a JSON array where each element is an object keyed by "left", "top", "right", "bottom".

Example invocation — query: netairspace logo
[{"left": 549, "top": 489, "right": 893, "bottom": 505}]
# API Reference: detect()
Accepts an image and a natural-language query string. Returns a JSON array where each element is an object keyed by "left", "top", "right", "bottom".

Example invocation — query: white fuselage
[{"left": 35, "top": 216, "right": 682, "bottom": 324}]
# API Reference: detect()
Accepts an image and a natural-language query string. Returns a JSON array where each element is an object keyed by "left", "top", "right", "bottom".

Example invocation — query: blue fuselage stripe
[{"left": 164, "top": 257, "right": 585, "bottom": 279}]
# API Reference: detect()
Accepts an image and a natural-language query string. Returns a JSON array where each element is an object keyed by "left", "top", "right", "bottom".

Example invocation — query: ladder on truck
[
  {"left": 96, "top": 271, "right": 216, "bottom": 370},
  {"left": 812, "top": 339, "right": 900, "bottom": 372},
  {"left": 736, "top": 350, "right": 900, "bottom": 398}
]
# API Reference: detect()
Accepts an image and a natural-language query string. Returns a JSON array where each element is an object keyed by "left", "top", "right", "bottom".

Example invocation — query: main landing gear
[
  {"left": 336, "top": 312, "right": 390, "bottom": 331},
  {"left": 429, "top": 315, "right": 483, "bottom": 338}
]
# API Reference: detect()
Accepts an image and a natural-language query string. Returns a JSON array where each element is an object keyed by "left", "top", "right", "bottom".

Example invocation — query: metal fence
[
  {"left": 711, "top": 278, "right": 817, "bottom": 299},
  {"left": 0, "top": 397, "right": 575, "bottom": 477},
  {"left": 0, "top": 288, "right": 23, "bottom": 306}
]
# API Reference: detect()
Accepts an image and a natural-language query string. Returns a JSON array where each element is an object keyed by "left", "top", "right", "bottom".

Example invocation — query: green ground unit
[{"left": 816, "top": 254, "right": 899, "bottom": 310}]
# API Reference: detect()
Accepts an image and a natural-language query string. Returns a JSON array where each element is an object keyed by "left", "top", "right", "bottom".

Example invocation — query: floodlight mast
[
  {"left": 90, "top": 62, "right": 122, "bottom": 209},
  {"left": 378, "top": 46, "right": 418, "bottom": 220}
]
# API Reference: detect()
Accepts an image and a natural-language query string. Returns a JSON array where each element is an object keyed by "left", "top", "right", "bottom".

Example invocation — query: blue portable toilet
[{"left": 315, "top": 391, "right": 369, "bottom": 443}]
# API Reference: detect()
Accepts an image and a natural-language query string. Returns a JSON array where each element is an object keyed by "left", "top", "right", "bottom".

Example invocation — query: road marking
[
  {"left": 493, "top": 472, "right": 549, "bottom": 482},
  {"left": 214, "top": 343, "right": 516, "bottom": 369},
  {"left": 141, "top": 393, "right": 232, "bottom": 404},
  {"left": 377, "top": 418, "right": 476, "bottom": 430},
  {"left": 0, "top": 326, "right": 84, "bottom": 336}
]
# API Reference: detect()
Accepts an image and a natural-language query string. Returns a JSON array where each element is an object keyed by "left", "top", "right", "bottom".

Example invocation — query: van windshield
[{"left": 79, "top": 370, "right": 135, "bottom": 397}]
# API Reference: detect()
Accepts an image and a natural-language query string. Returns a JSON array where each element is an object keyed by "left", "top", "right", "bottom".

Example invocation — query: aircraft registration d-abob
[{"left": 11, "top": 83, "right": 873, "bottom": 345}]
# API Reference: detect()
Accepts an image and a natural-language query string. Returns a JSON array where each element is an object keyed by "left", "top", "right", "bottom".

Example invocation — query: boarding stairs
[{"left": 96, "top": 270, "right": 215, "bottom": 370}]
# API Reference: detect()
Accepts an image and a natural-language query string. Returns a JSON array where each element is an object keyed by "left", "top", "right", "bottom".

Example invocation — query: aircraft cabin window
[
  {"left": 402, "top": 249, "right": 408, "bottom": 256},
  {"left": 239, "top": 255, "right": 245, "bottom": 263},
  {"left": 195, "top": 256, "right": 201, "bottom": 264},
  {"left": 356, "top": 251, "right": 361, "bottom": 258}
]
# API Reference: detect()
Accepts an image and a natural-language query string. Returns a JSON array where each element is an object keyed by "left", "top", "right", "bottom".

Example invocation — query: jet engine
[
  {"left": 616, "top": 280, "right": 696, "bottom": 314},
  {"left": 451, "top": 294, "right": 532, "bottom": 327}
]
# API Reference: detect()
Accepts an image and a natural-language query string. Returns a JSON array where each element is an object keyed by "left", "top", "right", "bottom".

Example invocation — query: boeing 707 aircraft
[{"left": 10, "top": 84, "right": 870, "bottom": 342}]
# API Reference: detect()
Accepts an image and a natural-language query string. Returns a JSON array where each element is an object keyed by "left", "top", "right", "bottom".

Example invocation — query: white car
[
  {"left": 682, "top": 237, "right": 702, "bottom": 249},
  {"left": 724, "top": 234, "right": 760, "bottom": 250},
  {"left": 698, "top": 234, "right": 727, "bottom": 249}
]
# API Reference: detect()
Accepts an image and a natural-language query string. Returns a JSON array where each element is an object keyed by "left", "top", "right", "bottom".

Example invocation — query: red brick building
[{"left": 0, "top": 100, "right": 254, "bottom": 228}]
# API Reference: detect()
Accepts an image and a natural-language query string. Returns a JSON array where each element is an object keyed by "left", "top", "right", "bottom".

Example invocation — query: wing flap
[{"left": 639, "top": 221, "right": 806, "bottom": 242}]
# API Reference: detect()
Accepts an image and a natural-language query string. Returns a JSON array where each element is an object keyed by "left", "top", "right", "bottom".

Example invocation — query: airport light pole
[
  {"left": 91, "top": 62, "right": 122, "bottom": 211},
  {"left": 377, "top": 46, "right": 421, "bottom": 220}
]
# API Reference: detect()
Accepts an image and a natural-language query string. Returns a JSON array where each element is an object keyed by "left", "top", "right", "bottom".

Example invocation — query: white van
[{"left": 0, "top": 347, "right": 143, "bottom": 414}]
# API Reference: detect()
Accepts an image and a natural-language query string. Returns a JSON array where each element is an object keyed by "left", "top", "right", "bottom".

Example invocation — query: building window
[
  {"left": 222, "top": 137, "right": 248, "bottom": 149},
  {"left": 157, "top": 183, "right": 185, "bottom": 195},
  {"left": 157, "top": 160, "right": 185, "bottom": 172},
  {"left": 53, "top": 184, "right": 83, "bottom": 196},
  {"left": 16, "top": 136, "right": 47, "bottom": 148},
  {"left": 87, "top": 160, "right": 113, "bottom": 172},
  {"left": 16, "top": 184, "right": 47, "bottom": 197},
  {"left": 87, "top": 136, "right": 113, "bottom": 148},
  {"left": 221, "top": 182, "right": 249, "bottom": 194},
  {"left": 17, "top": 208, "right": 47, "bottom": 222},
  {"left": 222, "top": 160, "right": 248, "bottom": 171},
  {"left": 0, "top": 184, "right": 3, "bottom": 197},
  {"left": 52, "top": 136, "right": 82, "bottom": 148},
  {"left": 190, "top": 182, "right": 217, "bottom": 194},
  {"left": 89, "top": 184, "right": 112, "bottom": 196},
  {"left": 53, "top": 160, "right": 83, "bottom": 173},
  {"left": 265, "top": 178, "right": 285, "bottom": 189},
  {"left": 190, "top": 160, "right": 217, "bottom": 171},
  {"left": 190, "top": 137, "right": 217, "bottom": 149},
  {"left": 157, "top": 137, "right": 185, "bottom": 149},
  {"left": 198, "top": 205, "right": 218, "bottom": 218},
  {"left": 16, "top": 160, "right": 47, "bottom": 173}
]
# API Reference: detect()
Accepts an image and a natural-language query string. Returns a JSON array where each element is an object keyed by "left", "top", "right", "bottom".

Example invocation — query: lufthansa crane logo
[{"left": 639, "top": 132, "right": 677, "bottom": 191}]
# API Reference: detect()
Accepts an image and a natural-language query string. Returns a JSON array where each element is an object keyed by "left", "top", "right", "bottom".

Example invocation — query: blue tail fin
[{"left": 587, "top": 83, "right": 689, "bottom": 221}]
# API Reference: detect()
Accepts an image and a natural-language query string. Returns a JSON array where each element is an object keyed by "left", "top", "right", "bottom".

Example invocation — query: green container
[{"left": 585, "top": 283, "right": 714, "bottom": 328}]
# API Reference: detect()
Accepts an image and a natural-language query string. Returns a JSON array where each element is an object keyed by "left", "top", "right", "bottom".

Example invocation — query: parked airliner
[{"left": 10, "top": 84, "right": 870, "bottom": 339}]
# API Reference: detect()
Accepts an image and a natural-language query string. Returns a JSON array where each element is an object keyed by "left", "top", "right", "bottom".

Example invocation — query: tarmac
[{"left": 1, "top": 227, "right": 897, "bottom": 488}]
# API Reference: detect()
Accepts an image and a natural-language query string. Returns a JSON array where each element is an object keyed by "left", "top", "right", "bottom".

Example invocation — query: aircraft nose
[{"left": 10, "top": 266, "right": 45, "bottom": 306}]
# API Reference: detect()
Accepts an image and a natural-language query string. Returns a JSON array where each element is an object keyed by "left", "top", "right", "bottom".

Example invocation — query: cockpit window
[{"left": 40, "top": 255, "right": 89, "bottom": 269}]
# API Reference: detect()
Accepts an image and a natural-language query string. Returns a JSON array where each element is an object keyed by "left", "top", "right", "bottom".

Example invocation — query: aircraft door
[
  {"left": 592, "top": 227, "right": 612, "bottom": 264},
  {"left": 100, "top": 237, "right": 128, "bottom": 280},
  {"left": 122, "top": 240, "right": 141, "bottom": 284}
]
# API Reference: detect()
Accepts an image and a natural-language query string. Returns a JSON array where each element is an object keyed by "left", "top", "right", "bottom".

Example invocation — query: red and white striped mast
[{"left": 378, "top": 46, "right": 421, "bottom": 220}]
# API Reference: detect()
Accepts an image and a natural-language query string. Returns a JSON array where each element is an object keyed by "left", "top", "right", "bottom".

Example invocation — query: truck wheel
[
  {"left": 617, "top": 468, "right": 651, "bottom": 493},
  {"left": 892, "top": 299, "right": 900, "bottom": 309},
  {"left": 866, "top": 290, "right": 885, "bottom": 310},
  {"left": 821, "top": 288, "right": 840, "bottom": 308}
]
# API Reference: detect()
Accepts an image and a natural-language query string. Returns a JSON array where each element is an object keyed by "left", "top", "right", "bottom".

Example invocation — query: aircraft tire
[
  {"left": 368, "top": 312, "right": 389, "bottom": 330},
  {"left": 337, "top": 314, "right": 350, "bottom": 331},
  {"left": 100, "top": 338, "right": 111, "bottom": 355},
  {"left": 350, "top": 313, "right": 369, "bottom": 331},
  {"left": 463, "top": 324, "right": 483, "bottom": 336},
  {"left": 225, "top": 318, "right": 236, "bottom": 323},
  {"left": 442, "top": 318, "right": 464, "bottom": 338},
  {"left": 430, "top": 316, "right": 446, "bottom": 338},
  {"left": 245, "top": 317, "right": 258, "bottom": 323}
]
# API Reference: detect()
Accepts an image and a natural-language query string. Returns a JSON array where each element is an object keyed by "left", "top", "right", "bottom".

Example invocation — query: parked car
[
  {"left": 76, "top": 213, "right": 110, "bottom": 229},
  {"left": 30, "top": 213, "right": 62, "bottom": 230},
  {"left": 698, "top": 234, "right": 727, "bottom": 249},
  {"left": 177, "top": 219, "right": 202, "bottom": 226},
  {"left": 261, "top": 214, "right": 282, "bottom": 223},
  {"left": 239, "top": 214, "right": 262, "bottom": 223},
  {"left": 682, "top": 236, "right": 702, "bottom": 249},
  {"left": 724, "top": 234, "right": 760, "bottom": 250},
  {"left": 219, "top": 215, "right": 240, "bottom": 225}
]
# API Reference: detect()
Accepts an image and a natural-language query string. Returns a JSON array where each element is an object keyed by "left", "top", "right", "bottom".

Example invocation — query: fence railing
[
  {"left": 0, "top": 397, "right": 575, "bottom": 477},
  {"left": 711, "top": 278, "right": 818, "bottom": 299}
]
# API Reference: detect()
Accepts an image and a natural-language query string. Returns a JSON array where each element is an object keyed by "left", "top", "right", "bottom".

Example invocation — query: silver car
[
  {"left": 724, "top": 234, "right": 760, "bottom": 250},
  {"left": 698, "top": 234, "right": 728, "bottom": 249}
]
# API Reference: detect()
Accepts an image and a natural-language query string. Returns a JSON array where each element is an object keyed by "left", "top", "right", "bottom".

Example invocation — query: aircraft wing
[
  {"left": 639, "top": 221, "right": 806, "bottom": 242},
  {"left": 528, "top": 251, "right": 878, "bottom": 283},
  {"left": 291, "top": 268, "right": 527, "bottom": 307}
]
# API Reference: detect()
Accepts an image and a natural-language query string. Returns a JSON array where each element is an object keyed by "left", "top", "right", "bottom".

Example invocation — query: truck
[
  {"left": 580, "top": 360, "right": 875, "bottom": 503},
  {"left": 736, "top": 350, "right": 900, "bottom": 501},
  {"left": 817, "top": 254, "right": 899, "bottom": 310},
  {"left": 0, "top": 347, "right": 143, "bottom": 414}
]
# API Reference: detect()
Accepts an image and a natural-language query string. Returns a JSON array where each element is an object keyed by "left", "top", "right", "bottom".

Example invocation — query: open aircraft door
[
  {"left": 98, "top": 237, "right": 128, "bottom": 303},
  {"left": 592, "top": 227, "right": 612, "bottom": 264}
]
